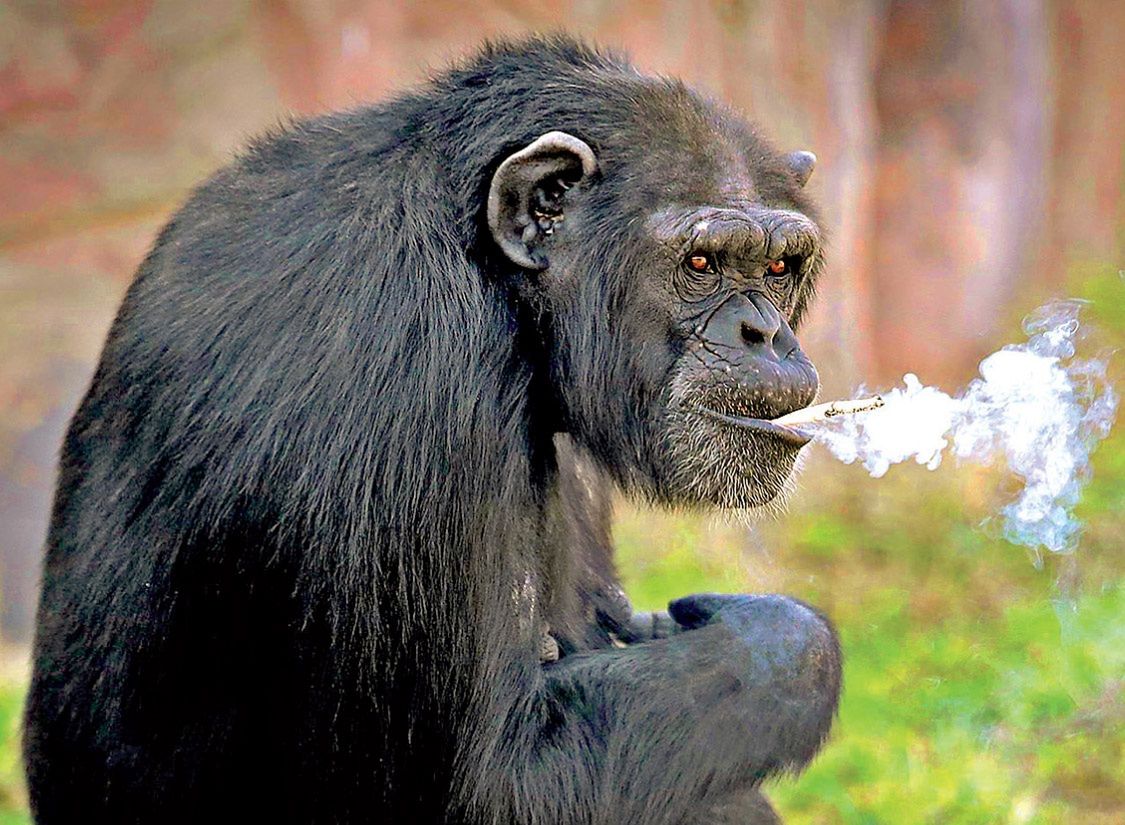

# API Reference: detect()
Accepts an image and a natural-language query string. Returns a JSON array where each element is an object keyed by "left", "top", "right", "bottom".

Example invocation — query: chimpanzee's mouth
[{"left": 695, "top": 407, "right": 814, "bottom": 448}]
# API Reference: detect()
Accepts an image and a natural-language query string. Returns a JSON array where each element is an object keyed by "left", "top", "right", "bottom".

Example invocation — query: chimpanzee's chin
[{"left": 656, "top": 411, "right": 803, "bottom": 509}]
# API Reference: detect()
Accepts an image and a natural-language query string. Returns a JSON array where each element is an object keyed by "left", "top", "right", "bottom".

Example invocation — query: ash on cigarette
[{"left": 814, "top": 300, "right": 1118, "bottom": 555}]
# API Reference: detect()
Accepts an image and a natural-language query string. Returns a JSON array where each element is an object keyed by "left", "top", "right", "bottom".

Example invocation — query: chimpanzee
[{"left": 24, "top": 37, "right": 840, "bottom": 824}]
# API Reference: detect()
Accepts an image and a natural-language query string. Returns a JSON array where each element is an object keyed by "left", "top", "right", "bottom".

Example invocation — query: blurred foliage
[
  {"left": 0, "top": 678, "right": 25, "bottom": 825},
  {"left": 0, "top": 270, "right": 1120, "bottom": 823}
]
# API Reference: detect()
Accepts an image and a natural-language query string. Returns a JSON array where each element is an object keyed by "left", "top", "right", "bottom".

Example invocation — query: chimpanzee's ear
[{"left": 487, "top": 131, "right": 598, "bottom": 270}]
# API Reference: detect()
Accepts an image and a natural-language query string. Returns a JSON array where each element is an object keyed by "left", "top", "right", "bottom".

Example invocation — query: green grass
[
  {"left": 0, "top": 678, "right": 26, "bottom": 825},
  {"left": 0, "top": 266, "right": 1119, "bottom": 822},
  {"left": 777, "top": 580, "right": 1121, "bottom": 822}
]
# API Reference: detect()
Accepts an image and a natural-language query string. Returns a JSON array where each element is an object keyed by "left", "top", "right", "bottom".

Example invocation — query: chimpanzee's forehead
[
  {"left": 614, "top": 141, "right": 802, "bottom": 221},
  {"left": 606, "top": 85, "right": 804, "bottom": 213}
]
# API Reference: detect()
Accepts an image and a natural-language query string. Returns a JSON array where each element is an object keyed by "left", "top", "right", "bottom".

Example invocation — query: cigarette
[{"left": 772, "top": 396, "right": 885, "bottom": 427}]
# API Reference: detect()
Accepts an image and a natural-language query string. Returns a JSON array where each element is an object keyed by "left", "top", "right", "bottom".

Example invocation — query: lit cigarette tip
[{"left": 772, "top": 396, "right": 885, "bottom": 427}]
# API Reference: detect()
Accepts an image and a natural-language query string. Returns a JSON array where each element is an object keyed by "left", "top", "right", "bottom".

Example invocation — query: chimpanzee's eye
[
  {"left": 684, "top": 253, "right": 716, "bottom": 274},
  {"left": 676, "top": 251, "right": 721, "bottom": 302},
  {"left": 764, "top": 256, "right": 802, "bottom": 311}
]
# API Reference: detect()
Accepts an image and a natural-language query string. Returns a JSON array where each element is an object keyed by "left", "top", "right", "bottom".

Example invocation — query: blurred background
[{"left": 0, "top": 1, "right": 1122, "bottom": 821}]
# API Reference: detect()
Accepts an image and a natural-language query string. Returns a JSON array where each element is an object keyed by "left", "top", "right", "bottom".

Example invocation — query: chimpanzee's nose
[
  {"left": 698, "top": 291, "right": 808, "bottom": 371},
  {"left": 694, "top": 289, "right": 819, "bottom": 418},
  {"left": 739, "top": 292, "right": 782, "bottom": 349}
]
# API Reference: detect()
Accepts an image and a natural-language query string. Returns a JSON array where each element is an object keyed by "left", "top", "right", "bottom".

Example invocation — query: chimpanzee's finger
[{"left": 624, "top": 610, "right": 681, "bottom": 641}]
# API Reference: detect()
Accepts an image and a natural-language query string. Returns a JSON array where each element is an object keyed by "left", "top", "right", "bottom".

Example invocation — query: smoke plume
[{"left": 814, "top": 300, "right": 1118, "bottom": 554}]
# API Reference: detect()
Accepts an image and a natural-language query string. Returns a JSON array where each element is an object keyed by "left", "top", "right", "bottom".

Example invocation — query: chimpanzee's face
[
  {"left": 487, "top": 119, "right": 823, "bottom": 509},
  {"left": 637, "top": 198, "right": 822, "bottom": 507}
]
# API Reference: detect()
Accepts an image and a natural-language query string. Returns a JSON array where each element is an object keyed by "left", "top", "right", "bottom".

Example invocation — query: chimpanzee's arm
[
  {"left": 547, "top": 438, "right": 681, "bottom": 652},
  {"left": 482, "top": 593, "right": 840, "bottom": 824},
  {"left": 529, "top": 444, "right": 837, "bottom": 822},
  {"left": 680, "top": 786, "right": 782, "bottom": 825}
]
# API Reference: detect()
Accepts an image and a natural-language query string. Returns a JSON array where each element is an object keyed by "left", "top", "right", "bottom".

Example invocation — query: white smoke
[{"left": 814, "top": 300, "right": 1118, "bottom": 554}]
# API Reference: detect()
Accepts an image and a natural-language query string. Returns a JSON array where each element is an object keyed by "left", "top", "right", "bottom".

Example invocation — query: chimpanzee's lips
[{"left": 695, "top": 408, "right": 815, "bottom": 448}]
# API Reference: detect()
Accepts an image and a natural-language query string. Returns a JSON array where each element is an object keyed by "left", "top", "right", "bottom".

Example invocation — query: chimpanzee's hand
[
  {"left": 668, "top": 592, "right": 839, "bottom": 682},
  {"left": 665, "top": 591, "right": 842, "bottom": 770},
  {"left": 544, "top": 590, "right": 840, "bottom": 818}
]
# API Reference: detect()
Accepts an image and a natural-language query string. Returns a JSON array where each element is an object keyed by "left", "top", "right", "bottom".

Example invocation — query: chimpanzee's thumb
[{"left": 667, "top": 593, "right": 738, "bottom": 630}]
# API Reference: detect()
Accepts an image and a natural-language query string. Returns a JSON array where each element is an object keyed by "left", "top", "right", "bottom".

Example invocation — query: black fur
[{"left": 25, "top": 38, "right": 840, "bottom": 824}]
